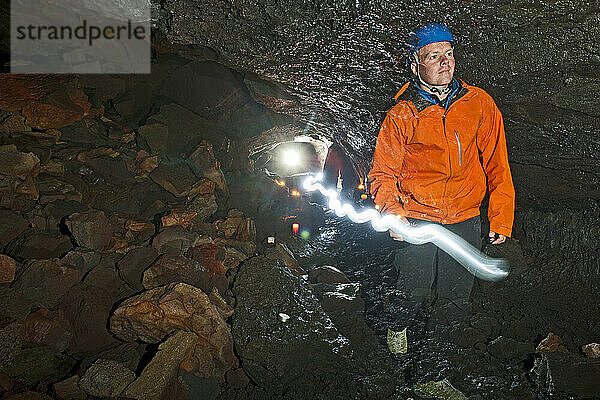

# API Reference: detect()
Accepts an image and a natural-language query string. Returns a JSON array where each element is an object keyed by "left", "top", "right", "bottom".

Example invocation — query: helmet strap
[{"left": 413, "top": 53, "right": 451, "bottom": 96}]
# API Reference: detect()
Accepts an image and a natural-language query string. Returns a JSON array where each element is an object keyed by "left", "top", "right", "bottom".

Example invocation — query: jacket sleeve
[
  {"left": 477, "top": 98, "right": 516, "bottom": 237},
  {"left": 368, "top": 113, "right": 406, "bottom": 216}
]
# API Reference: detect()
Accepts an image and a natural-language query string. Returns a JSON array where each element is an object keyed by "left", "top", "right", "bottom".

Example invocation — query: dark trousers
[{"left": 393, "top": 216, "right": 482, "bottom": 325}]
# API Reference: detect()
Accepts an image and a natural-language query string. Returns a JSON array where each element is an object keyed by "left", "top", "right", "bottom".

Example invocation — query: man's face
[{"left": 411, "top": 41, "right": 455, "bottom": 87}]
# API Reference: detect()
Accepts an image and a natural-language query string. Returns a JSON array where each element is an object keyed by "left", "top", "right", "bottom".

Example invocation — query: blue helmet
[{"left": 407, "top": 23, "right": 455, "bottom": 61}]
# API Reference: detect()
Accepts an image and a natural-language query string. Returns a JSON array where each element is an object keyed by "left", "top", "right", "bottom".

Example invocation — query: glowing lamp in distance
[
  {"left": 284, "top": 150, "right": 300, "bottom": 166},
  {"left": 292, "top": 223, "right": 299, "bottom": 236},
  {"left": 290, "top": 190, "right": 301, "bottom": 197}
]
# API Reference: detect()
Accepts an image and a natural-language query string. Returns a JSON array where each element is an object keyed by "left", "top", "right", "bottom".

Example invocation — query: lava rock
[
  {"left": 78, "top": 343, "right": 147, "bottom": 376},
  {"left": 4, "top": 392, "right": 54, "bottom": 400},
  {"left": 109, "top": 282, "right": 234, "bottom": 357},
  {"left": 137, "top": 122, "right": 169, "bottom": 154},
  {"left": 123, "top": 330, "right": 198, "bottom": 400},
  {"left": 53, "top": 375, "right": 87, "bottom": 400},
  {"left": 146, "top": 103, "right": 227, "bottom": 157},
  {"left": 5, "top": 347, "right": 76, "bottom": 387},
  {"left": 22, "top": 308, "right": 72, "bottom": 352},
  {"left": 151, "top": 226, "right": 200, "bottom": 255},
  {"left": 487, "top": 336, "right": 534, "bottom": 360},
  {"left": 583, "top": 343, "right": 600, "bottom": 359},
  {"left": 13, "top": 259, "right": 80, "bottom": 308},
  {"left": 141, "top": 253, "right": 229, "bottom": 295},
  {"left": 309, "top": 265, "right": 351, "bottom": 284},
  {"left": 150, "top": 161, "right": 200, "bottom": 198},
  {"left": 78, "top": 359, "right": 136, "bottom": 398},
  {"left": 188, "top": 140, "right": 229, "bottom": 195},
  {"left": 65, "top": 210, "right": 114, "bottom": 251},
  {"left": 265, "top": 243, "right": 305, "bottom": 276},
  {"left": 59, "top": 284, "right": 120, "bottom": 357},
  {"left": 0, "top": 145, "right": 40, "bottom": 178},
  {"left": 61, "top": 248, "right": 102, "bottom": 277},
  {"left": 536, "top": 332, "right": 569, "bottom": 353},
  {"left": 231, "top": 255, "right": 352, "bottom": 398},
  {"left": 531, "top": 352, "right": 600, "bottom": 399},
  {"left": 0, "top": 254, "right": 16, "bottom": 283},
  {"left": 0, "top": 209, "right": 29, "bottom": 246},
  {"left": 117, "top": 247, "right": 159, "bottom": 291},
  {"left": 225, "top": 368, "right": 250, "bottom": 389},
  {"left": 6, "top": 230, "right": 74, "bottom": 259}
]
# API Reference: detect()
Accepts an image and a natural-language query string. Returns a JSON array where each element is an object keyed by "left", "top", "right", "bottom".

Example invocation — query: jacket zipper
[
  {"left": 442, "top": 113, "right": 451, "bottom": 217},
  {"left": 454, "top": 130, "right": 462, "bottom": 166}
]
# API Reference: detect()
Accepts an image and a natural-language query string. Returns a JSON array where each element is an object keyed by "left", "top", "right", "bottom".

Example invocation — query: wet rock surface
[{"left": 231, "top": 253, "right": 356, "bottom": 398}]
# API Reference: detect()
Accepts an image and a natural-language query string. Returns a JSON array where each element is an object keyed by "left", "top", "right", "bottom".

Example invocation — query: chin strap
[{"left": 414, "top": 53, "right": 451, "bottom": 96}]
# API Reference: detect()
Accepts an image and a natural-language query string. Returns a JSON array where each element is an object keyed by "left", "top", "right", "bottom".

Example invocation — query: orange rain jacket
[{"left": 368, "top": 80, "right": 515, "bottom": 237}]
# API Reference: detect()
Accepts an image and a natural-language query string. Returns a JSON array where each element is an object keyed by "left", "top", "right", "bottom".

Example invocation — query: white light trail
[{"left": 303, "top": 175, "right": 509, "bottom": 282}]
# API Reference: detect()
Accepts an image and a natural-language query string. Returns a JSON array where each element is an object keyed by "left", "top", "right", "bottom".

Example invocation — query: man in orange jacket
[{"left": 368, "top": 23, "right": 515, "bottom": 331}]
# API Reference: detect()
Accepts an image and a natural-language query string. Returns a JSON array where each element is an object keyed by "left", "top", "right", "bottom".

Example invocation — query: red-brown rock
[
  {"left": 142, "top": 254, "right": 229, "bottom": 298},
  {"left": 59, "top": 284, "right": 120, "bottom": 357},
  {"left": 109, "top": 283, "right": 235, "bottom": 366},
  {"left": 536, "top": 332, "right": 569, "bottom": 353},
  {"left": 185, "top": 243, "right": 226, "bottom": 275},
  {"left": 188, "top": 141, "right": 229, "bottom": 196},
  {"left": 0, "top": 145, "right": 40, "bottom": 179},
  {"left": 22, "top": 309, "right": 72, "bottom": 352},
  {"left": 0, "top": 255, "right": 16, "bottom": 283},
  {"left": 0, "top": 75, "right": 90, "bottom": 129},
  {"left": 14, "top": 259, "right": 80, "bottom": 308}
]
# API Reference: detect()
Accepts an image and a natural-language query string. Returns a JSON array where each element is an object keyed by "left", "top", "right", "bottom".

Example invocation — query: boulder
[
  {"left": 150, "top": 161, "right": 200, "bottom": 198},
  {"left": 146, "top": 103, "right": 227, "bottom": 157},
  {"left": 0, "top": 254, "right": 16, "bottom": 283},
  {"left": 65, "top": 210, "right": 114, "bottom": 251},
  {"left": 123, "top": 330, "right": 198, "bottom": 400},
  {"left": 22, "top": 308, "right": 73, "bottom": 352},
  {"left": 531, "top": 352, "right": 600, "bottom": 399},
  {"left": 61, "top": 248, "right": 102, "bottom": 277},
  {"left": 225, "top": 368, "right": 249, "bottom": 389},
  {"left": 0, "top": 145, "right": 40, "bottom": 178},
  {"left": 231, "top": 255, "right": 353, "bottom": 398},
  {"left": 13, "top": 259, "right": 80, "bottom": 308},
  {"left": 117, "top": 247, "right": 159, "bottom": 291},
  {"left": 59, "top": 284, "right": 120, "bottom": 357},
  {"left": 487, "top": 336, "right": 535, "bottom": 360},
  {"left": 151, "top": 226, "right": 200, "bottom": 255},
  {"left": 78, "top": 359, "right": 136, "bottom": 398},
  {"left": 78, "top": 343, "right": 147, "bottom": 375},
  {"left": 109, "top": 283, "right": 235, "bottom": 367},
  {"left": 53, "top": 375, "right": 87, "bottom": 400},
  {"left": 188, "top": 141, "right": 229, "bottom": 195},
  {"left": 5, "top": 347, "right": 76, "bottom": 387},
  {"left": 536, "top": 332, "right": 569, "bottom": 353},
  {"left": 583, "top": 343, "right": 600, "bottom": 359},
  {"left": 137, "top": 122, "right": 169, "bottom": 154},
  {"left": 309, "top": 265, "right": 350, "bottom": 284},
  {"left": 6, "top": 230, "right": 74, "bottom": 260},
  {"left": 4, "top": 392, "right": 54, "bottom": 400},
  {"left": 142, "top": 253, "right": 229, "bottom": 295},
  {"left": 0, "top": 209, "right": 29, "bottom": 246},
  {"left": 265, "top": 243, "right": 305, "bottom": 276}
]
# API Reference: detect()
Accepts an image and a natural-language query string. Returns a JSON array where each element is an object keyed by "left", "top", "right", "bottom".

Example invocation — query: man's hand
[
  {"left": 489, "top": 231, "right": 507, "bottom": 245},
  {"left": 389, "top": 216, "right": 410, "bottom": 241}
]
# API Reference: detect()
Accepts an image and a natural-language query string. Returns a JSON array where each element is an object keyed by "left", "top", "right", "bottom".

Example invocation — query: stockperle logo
[{"left": 10, "top": 0, "right": 151, "bottom": 73}]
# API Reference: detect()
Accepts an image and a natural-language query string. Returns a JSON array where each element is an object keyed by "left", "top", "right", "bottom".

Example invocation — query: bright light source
[
  {"left": 290, "top": 190, "right": 300, "bottom": 197},
  {"left": 284, "top": 150, "right": 300, "bottom": 166},
  {"left": 275, "top": 180, "right": 286, "bottom": 187},
  {"left": 292, "top": 223, "right": 299, "bottom": 236},
  {"left": 358, "top": 184, "right": 365, "bottom": 190},
  {"left": 361, "top": 194, "right": 368, "bottom": 200}
]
